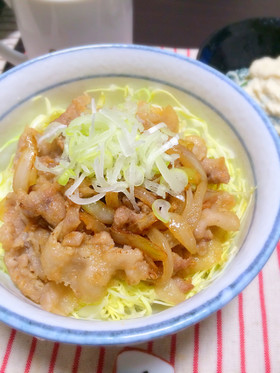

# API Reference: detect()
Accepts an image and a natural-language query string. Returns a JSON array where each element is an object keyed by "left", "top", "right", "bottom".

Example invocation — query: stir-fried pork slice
[
  {"left": 0, "top": 191, "right": 52, "bottom": 303},
  {"left": 172, "top": 277, "right": 193, "bottom": 293},
  {"left": 40, "top": 226, "right": 157, "bottom": 304},
  {"left": 0, "top": 192, "right": 28, "bottom": 251},
  {"left": 134, "top": 187, "right": 157, "bottom": 208},
  {"left": 186, "top": 239, "right": 223, "bottom": 275},
  {"left": 196, "top": 237, "right": 213, "bottom": 255},
  {"left": 194, "top": 188, "right": 240, "bottom": 241},
  {"left": 113, "top": 205, "right": 157, "bottom": 233},
  {"left": 113, "top": 206, "right": 139, "bottom": 229},
  {"left": 78, "top": 178, "right": 96, "bottom": 198},
  {"left": 13, "top": 128, "right": 38, "bottom": 193},
  {"left": 137, "top": 201, "right": 152, "bottom": 214},
  {"left": 194, "top": 208, "right": 240, "bottom": 241},
  {"left": 24, "top": 228, "right": 50, "bottom": 280},
  {"left": 172, "top": 252, "right": 191, "bottom": 275},
  {"left": 17, "top": 180, "right": 66, "bottom": 227},
  {"left": 56, "top": 94, "right": 91, "bottom": 125},
  {"left": 13, "top": 128, "right": 38, "bottom": 166},
  {"left": 180, "top": 136, "right": 207, "bottom": 161},
  {"left": 38, "top": 94, "right": 90, "bottom": 158},
  {"left": 5, "top": 249, "right": 45, "bottom": 303},
  {"left": 59, "top": 205, "right": 80, "bottom": 238},
  {"left": 102, "top": 245, "right": 157, "bottom": 284},
  {"left": 203, "top": 190, "right": 236, "bottom": 210},
  {"left": 80, "top": 211, "right": 108, "bottom": 234},
  {"left": 4, "top": 227, "right": 49, "bottom": 301},
  {"left": 62, "top": 231, "right": 84, "bottom": 247},
  {"left": 156, "top": 277, "right": 192, "bottom": 305},
  {"left": 40, "top": 282, "right": 78, "bottom": 316},
  {"left": 38, "top": 136, "right": 64, "bottom": 158},
  {"left": 37, "top": 155, "right": 58, "bottom": 168},
  {"left": 137, "top": 102, "right": 179, "bottom": 132},
  {"left": 201, "top": 157, "right": 230, "bottom": 184}
]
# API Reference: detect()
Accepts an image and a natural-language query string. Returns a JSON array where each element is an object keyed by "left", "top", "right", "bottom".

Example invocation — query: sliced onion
[
  {"left": 38, "top": 122, "right": 66, "bottom": 145},
  {"left": 68, "top": 192, "right": 105, "bottom": 205},
  {"left": 183, "top": 180, "right": 207, "bottom": 229},
  {"left": 80, "top": 211, "right": 108, "bottom": 233},
  {"left": 156, "top": 157, "right": 188, "bottom": 194},
  {"left": 166, "top": 168, "right": 188, "bottom": 194},
  {"left": 162, "top": 230, "right": 180, "bottom": 249},
  {"left": 13, "top": 130, "right": 37, "bottom": 193},
  {"left": 155, "top": 278, "right": 187, "bottom": 305},
  {"left": 167, "top": 212, "right": 197, "bottom": 254},
  {"left": 65, "top": 173, "right": 85, "bottom": 198},
  {"left": 144, "top": 122, "right": 167, "bottom": 134},
  {"left": 83, "top": 200, "right": 114, "bottom": 224},
  {"left": 147, "top": 228, "right": 173, "bottom": 286},
  {"left": 146, "top": 135, "right": 179, "bottom": 167},
  {"left": 34, "top": 157, "right": 62, "bottom": 175},
  {"left": 91, "top": 98, "right": 96, "bottom": 114},
  {"left": 110, "top": 228, "right": 167, "bottom": 262},
  {"left": 144, "top": 179, "right": 167, "bottom": 198},
  {"left": 105, "top": 192, "right": 121, "bottom": 209},
  {"left": 134, "top": 186, "right": 157, "bottom": 207},
  {"left": 169, "top": 144, "right": 207, "bottom": 182},
  {"left": 122, "top": 188, "right": 139, "bottom": 212}
]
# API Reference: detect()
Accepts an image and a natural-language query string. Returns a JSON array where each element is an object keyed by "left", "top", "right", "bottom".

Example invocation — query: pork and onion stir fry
[{"left": 0, "top": 92, "right": 240, "bottom": 317}]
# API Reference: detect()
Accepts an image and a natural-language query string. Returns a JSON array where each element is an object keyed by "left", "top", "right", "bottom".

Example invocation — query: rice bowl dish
[
  {"left": 0, "top": 45, "right": 278, "bottom": 345},
  {"left": 0, "top": 84, "right": 252, "bottom": 321}
]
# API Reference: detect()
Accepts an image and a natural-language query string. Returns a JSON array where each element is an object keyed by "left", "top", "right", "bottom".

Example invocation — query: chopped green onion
[
  {"left": 152, "top": 199, "right": 171, "bottom": 223},
  {"left": 36, "top": 89, "right": 191, "bottom": 206},
  {"left": 156, "top": 157, "right": 188, "bottom": 194}
]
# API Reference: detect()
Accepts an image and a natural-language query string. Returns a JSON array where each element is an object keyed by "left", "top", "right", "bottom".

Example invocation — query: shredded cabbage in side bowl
[{"left": 0, "top": 85, "right": 253, "bottom": 320}]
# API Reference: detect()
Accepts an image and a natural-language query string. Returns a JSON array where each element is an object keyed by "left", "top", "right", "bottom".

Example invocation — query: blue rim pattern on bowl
[{"left": 0, "top": 44, "right": 279, "bottom": 345}]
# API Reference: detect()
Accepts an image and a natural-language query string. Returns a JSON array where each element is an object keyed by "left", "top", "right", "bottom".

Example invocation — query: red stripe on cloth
[
  {"left": 24, "top": 338, "right": 37, "bottom": 373},
  {"left": 0, "top": 329, "right": 16, "bottom": 373},
  {"left": 173, "top": 48, "right": 177, "bottom": 54},
  {"left": 193, "top": 323, "right": 200, "bottom": 373},
  {"left": 277, "top": 241, "right": 280, "bottom": 270},
  {"left": 147, "top": 341, "right": 153, "bottom": 353},
  {"left": 216, "top": 310, "right": 223, "bottom": 373},
  {"left": 48, "top": 343, "right": 60, "bottom": 373},
  {"left": 258, "top": 271, "right": 271, "bottom": 373},
  {"left": 96, "top": 347, "right": 105, "bottom": 373},
  {"left": 186, "top": 49, "right": 191, "bottom": 57},
  {"left": 238, "top": 294, "right": 246, "bottom": 373},
  {"left": 169, "top": 334, "right": 177, "bottom": 367},
  {"left": 72, "top": 346, "right": 82, "bottom": 373}
]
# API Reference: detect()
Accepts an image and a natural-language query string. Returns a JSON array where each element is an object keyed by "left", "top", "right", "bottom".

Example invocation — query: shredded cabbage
[
  {"left": 0, "top": 158, "right": 14, "bottom": 202},
  {"left": 29, "top": 96, "right": 65, "bottom": 132},
  {"left": 0, "top": 85, "right": 253, "bottom": 321},
  {"left": 73, "top": 280, "right": 158, "bottom": 320},
  {"left": 0, "top": 158, "right": 14, "bottom": 274},
  {"left": 0, "top": 245, "right": 7, "bottom": 274}
]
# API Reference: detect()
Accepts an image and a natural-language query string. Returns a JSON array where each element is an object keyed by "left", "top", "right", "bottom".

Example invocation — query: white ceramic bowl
[{"left": 0, "top": 45, "right": 279, "bottom": 345}]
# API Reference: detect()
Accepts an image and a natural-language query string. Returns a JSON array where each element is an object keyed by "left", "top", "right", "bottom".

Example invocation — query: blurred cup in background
[{"left": 0, "top": 0, "right": 133, "bottom": 65}]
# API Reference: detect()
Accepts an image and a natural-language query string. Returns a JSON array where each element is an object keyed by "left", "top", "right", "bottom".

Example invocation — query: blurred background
[
  {"left": 134, "top": 0, "right": 280, "bottom": 47},
  {"left": 1, "top": 0, "right": 280, "bottom": 50}
]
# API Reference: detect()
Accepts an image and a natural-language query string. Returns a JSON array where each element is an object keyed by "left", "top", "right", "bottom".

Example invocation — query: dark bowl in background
[{"left": 197, "top": 18, "right": 280, "bottom": 73}]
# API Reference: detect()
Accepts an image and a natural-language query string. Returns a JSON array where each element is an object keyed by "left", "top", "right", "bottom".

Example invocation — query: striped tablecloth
[{"left": 0, "top": 5, "right": 280, "bottom": 373}]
